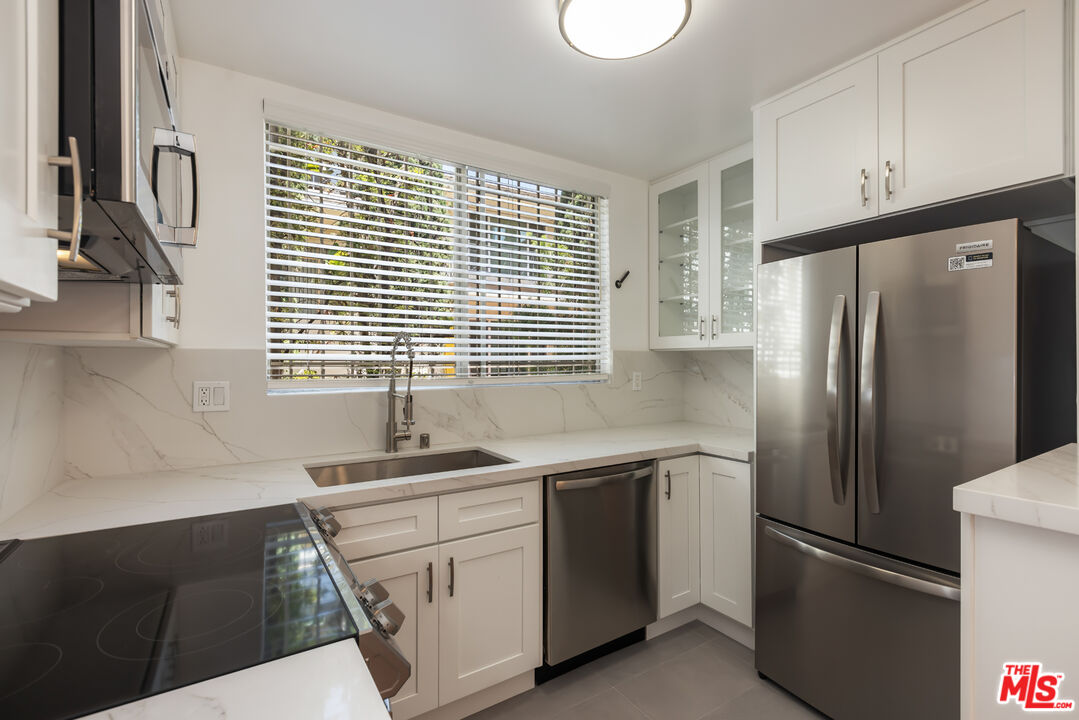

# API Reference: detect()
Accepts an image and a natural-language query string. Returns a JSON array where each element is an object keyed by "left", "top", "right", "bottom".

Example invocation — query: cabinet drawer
[
  {"left": 333, "top": 497, "right": 438, "bottom": 561},
  {"left": 439, "top": 480, "right": 540, "bottom": 541}
]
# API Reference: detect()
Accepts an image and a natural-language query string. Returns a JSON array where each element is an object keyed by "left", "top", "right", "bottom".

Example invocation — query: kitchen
[{"left": 1, "top": 0, "right": 1077, "bottom": 718}]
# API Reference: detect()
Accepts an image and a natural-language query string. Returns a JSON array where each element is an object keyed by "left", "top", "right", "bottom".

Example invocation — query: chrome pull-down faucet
[{"left": 386, "top": 332, "right": 417, "bottom": 453}]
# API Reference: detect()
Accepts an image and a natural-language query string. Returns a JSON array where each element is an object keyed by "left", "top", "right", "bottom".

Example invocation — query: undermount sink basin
[{"left": 305, "top": 448, "right": 515, "bottom": 487}]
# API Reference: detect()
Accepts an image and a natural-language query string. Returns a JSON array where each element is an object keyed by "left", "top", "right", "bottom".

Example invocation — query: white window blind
[{"left": 265, "top": 121, "right": 610, "bottom": 387}]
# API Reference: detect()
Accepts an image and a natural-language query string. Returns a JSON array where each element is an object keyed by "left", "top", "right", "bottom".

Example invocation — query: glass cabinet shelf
[{"left": 649, "top": 143, "right": 755, "bottom": 350}]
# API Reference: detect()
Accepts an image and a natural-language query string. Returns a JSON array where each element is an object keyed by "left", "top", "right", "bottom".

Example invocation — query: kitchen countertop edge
[
  {"left": 0, "top": 422, "right": 754, "bottom": 540},
  {"left": 953, "top": 443, "right": 1079, "bottom": 537}
]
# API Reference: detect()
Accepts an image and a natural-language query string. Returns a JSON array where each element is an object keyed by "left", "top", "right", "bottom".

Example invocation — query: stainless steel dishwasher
[{"left": 545, "top": 460, "right": 657, "bottom": 666}]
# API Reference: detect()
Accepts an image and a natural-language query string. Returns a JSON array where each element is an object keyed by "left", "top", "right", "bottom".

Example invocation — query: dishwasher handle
[{"left": 554, "top": 466, "right": 653, "bottom": 492}]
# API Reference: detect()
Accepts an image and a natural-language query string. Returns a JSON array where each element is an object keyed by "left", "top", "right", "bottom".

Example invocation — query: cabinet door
[
  {"left": 438, "top": 524, "right": 540, "bottom": 704},
  {"left": 657, "top": 455, "right": 700, "bottom": 618},
  {"left": 650, "top": 166, "right": 710, "bottom": 349},
  {"left": 707, "top": 144, "right": 754, "bottom": 347},
  {"left": 351, "top": 547, "right": 439, "bottom": 720},
  {"left": 0, "top": 0, "right": 60, "bottom": 305},
  {"left": 139, "top": 283, "right": 180, "bottom": 346},
  {"left": 699, "top": 456, "right": 752, "bottom": 627},
  {"left": 755, "top": 57, "right": 878, "bottom": 241},
  {"left": 878, "top": 0, "right": 1065, "bottom": 214}
]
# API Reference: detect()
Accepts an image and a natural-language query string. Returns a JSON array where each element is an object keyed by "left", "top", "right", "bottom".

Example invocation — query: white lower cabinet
[
  {"left": 438, "top": 524, "right": 541, "bottom": 704},
  {"left": 657, "top": 456, "right": 701, "bottom": 618},
  {"left": 350, "top": 546, "right": 440, "bottom": 720},
  {"left": 699, "top": 456, "right": 753, "bottom": 627},
  {"left": 331, "top": 482, "right": 541, "bottom": 719}
]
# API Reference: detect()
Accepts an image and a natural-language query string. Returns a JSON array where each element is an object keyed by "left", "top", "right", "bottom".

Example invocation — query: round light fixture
[{"left": 559, "top": 0, "right": 691, "bottom": 60}]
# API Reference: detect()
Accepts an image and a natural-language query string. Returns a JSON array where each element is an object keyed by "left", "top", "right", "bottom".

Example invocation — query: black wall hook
[{"left": 615, "top": 270, "right": 630, "bottom": 289}]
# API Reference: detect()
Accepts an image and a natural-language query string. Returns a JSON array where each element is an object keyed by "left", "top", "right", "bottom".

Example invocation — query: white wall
[
  {"left": 177, "top": 59, "right": 651, "bottom": 352},
  {"left": 0, "top": 341, "right": 63, "bottom": 521}
]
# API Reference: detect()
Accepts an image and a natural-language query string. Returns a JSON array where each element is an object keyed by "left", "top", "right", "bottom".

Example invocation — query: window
[{"left": 264, "top": 121, "right": 610, "bottom": 388}]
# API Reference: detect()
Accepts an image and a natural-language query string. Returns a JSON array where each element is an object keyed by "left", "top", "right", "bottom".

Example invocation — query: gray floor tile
[
  {"left": 468, "top": 664, "right": 612, "bottom": 720},
  {"left": 702, "top": 684, "right": 825, "bottom": 719},
  {"left": 707, "top": 633, "right": 755, "bottom": 669},
  {"left": 555, "top": 688, "right": 652, "bottom": 720},
  {"left": 589, "top": 624, "right": 710, "bottom": 685},
  {"left": 614, "top": 641, "right": 759, "bottom": 720}
]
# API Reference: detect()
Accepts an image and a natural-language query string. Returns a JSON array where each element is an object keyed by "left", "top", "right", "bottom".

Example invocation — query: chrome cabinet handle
[
  {"left": 825, "top": 295, "right": 848, "bottom": 506},
  {"left": 764, "top": 526, "right": 959, "bottom": 601},
  {"left": 448, "top": 557, "right": 455, "bottom": 597},
  {"left": 165, "top": 287, "right": 181, "bottom": 329},
  {"left": 152, "top": 128, "right": 199, "bottom": 246},
  {"left": 555, "top": 466, "right": 653, "bottom": 492},
  {"left": 426, "top": 561, "right": 433, "bottom": 604},
  {"left": 884, "top": 160, "right": 894, "bottom": 200},
  {"left": 860, "top": 291, "right": 882, "bottom": 514},
  {"left": 699, "top": 317, "right": 705, "bottom": 340},
  {"left": 711, "top": 314, "right": 718, "bottom": 340},
  {"left": 48, "top": 136, "right": 83, "bottom": 261},
  {"left": 664, "top": 470, "right": 672, "bottom": 500},
  {"left": 859, "top": 168, "right": 869, "bottom": 208}
]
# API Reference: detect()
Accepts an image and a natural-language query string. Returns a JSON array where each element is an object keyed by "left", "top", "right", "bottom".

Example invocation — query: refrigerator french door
[{"left": 755, "top": 218, "right": 1076, "bottom": 720}]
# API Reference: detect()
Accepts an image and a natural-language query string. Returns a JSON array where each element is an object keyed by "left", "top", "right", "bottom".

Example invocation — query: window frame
[{"left": 262, "top": 102, "right": 613, "bottom": 393}]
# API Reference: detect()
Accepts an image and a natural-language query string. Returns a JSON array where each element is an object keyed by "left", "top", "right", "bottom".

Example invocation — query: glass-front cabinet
[
  {"left": 651, "top": 166, "right": 709, "bottom": 348},
  {"left": 649, "top": 143, "right": 755, "bottom": 350}
]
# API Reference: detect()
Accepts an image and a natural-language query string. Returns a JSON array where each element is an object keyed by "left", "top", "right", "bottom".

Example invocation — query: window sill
[{"left": 266, "top": 374, "right": 611, "bottom": 396}]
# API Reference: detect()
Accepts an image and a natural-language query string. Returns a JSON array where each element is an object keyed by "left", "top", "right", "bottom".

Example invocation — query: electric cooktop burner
[{"left": 0, "top": 505, "right": 358, "bottom": 720}]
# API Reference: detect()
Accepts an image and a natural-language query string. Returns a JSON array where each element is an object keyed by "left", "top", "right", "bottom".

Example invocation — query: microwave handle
[{"left": 152, "top": 128, "right": 199, "bottom": 247}]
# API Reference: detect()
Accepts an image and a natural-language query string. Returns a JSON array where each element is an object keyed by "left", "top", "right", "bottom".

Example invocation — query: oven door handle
[
  {"left": 152, "top": 127, "right": 199, "bottom": 246},
  {"left": 554, "top": 466, "right": 652, "bottom": 491}
]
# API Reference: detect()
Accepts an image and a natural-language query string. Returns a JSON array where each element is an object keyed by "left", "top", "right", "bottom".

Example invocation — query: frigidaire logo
[{"left": 998, "top": 663, "right": 1075, "bottom": 711}]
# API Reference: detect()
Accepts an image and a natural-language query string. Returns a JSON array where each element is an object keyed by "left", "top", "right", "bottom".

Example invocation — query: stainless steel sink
[{"left": 305, "top": 448, "right": 515, "bottom": 487}]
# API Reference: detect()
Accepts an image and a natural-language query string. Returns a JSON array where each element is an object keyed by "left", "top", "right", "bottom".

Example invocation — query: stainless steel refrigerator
[{"left": 755, "top": 218, "right": 1076, "bottom": 720}]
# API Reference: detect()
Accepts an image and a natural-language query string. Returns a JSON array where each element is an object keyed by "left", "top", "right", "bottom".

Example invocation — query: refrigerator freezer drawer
[{"left": 755, "top": 517, "right": 959, "bottom": 720}]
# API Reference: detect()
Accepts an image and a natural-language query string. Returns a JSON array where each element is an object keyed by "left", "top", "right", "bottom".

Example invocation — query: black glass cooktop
[{"left": 0, "top": 504, "right": 358, "bottom": 720}]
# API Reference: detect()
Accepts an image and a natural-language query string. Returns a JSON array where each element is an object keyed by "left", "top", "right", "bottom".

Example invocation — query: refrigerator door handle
[
  {"left": 764, "top": 526, "right": 960, "bottom": 601},
  {"left": 860, "top": 290, "right": 882, "bottom": 514},
  {"left": 825, "top": 294, "right": 848, "bottom": 505}
]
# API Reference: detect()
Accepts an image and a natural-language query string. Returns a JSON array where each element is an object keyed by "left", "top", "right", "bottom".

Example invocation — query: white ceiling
[{"left": 173, "top": 0, "right": 967, "bottom": 180}]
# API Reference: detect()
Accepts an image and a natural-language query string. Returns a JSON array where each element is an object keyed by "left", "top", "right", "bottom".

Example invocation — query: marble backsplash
[
  {"left": 63, "top": 348, "right": 704, "bottom": 479},
  {"left": 683, "top": 350, "right": 754, "bottom": 429},
  {"left": 0, "top": 342, "right": 64, "bottom": 522}
]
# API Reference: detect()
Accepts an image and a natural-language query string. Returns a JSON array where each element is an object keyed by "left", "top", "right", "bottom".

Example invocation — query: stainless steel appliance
[
  {"left": 545, "top": 460, "right": 657, "bottom": 666},
  {"left": 58, "top": 0, "right": 198, "bottom": 282},
  {"left": 755, "top": 218, "right": 1076, "bottom": 720},
  {"left": 302, "top": 505, "right": 411, "bottom": 702}
]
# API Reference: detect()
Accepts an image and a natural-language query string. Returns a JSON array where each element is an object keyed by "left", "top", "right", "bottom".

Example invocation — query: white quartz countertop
[
  {"left": 953, "top": 443, "right": 1079, "bottom": 536},
  {"left": 80, "top": 639, "right": 388, "bottom": 720},
  {"left": 0, "top": 422, "right": 753, "bottom": 540}
]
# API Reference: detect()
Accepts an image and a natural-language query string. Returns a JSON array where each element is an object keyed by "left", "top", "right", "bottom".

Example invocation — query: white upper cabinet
[
  {"left": 877, "top": 0, "right": 1065, "bottom": 213},
  {"left": 755, "top": 0, "right": 1069, "bottom": 242},
  {"left": 0, "top": 0, "right": 61, "bottom": 307},
  {"left": 650, "top": 165, "right": 710, "bottom": 349},
  {"left": 649, "top": 144, "right": 756, "bottom": 350},
  {"left": 755, "top": 57, "right": 878, "bottom": 241}
]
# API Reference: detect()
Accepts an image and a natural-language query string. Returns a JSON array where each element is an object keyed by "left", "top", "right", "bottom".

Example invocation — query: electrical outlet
[
  {"left": 631, "top": 371, "right": 643, "bottom": 391},
  {"left": 193, "top": 381, "right": 230, "bottom": 412}
]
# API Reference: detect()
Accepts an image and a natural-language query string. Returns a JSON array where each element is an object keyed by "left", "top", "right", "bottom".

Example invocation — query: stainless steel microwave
[{"left": 58, "top": 0, "right": 198, "bottom": 283}]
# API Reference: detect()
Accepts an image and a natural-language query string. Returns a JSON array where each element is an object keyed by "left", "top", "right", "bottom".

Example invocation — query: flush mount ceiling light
[{"left": 559, "top": 0, "right": 691, "bottom": 60}]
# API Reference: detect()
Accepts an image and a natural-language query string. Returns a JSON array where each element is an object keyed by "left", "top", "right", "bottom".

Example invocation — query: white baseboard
[
  {"left": 411, "top": 671, "right": 533, "bottom": 720},
  {"left": 646, "top": 604, "right": 755, "bottom": 651}
]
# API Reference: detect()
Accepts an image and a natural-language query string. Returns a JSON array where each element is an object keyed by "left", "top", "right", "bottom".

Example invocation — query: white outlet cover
[
  {"left": 631, "top": 371, "right": 643, "bottom": 391},
  {"left": 193, "top": 381, "right": 230, "bottom": 412}
]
